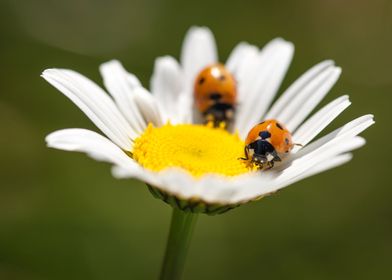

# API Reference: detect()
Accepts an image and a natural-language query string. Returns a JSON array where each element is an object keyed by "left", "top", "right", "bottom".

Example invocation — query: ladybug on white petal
[{"left": 242, "top": 119, "right": 300, "bottom": 169}]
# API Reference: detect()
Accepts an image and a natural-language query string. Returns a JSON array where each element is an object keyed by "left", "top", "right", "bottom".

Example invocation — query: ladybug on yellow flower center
[
  {"left": 242, "top": 119, "right": 297, "bottom": 169},
  {"left": 194, "top": 63, "right": 237, "bottom": 126}
]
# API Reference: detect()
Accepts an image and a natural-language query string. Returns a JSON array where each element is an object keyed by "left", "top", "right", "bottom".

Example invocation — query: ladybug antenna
[{"left": 273, "top": 154, "right": 282, "bottom": 162}]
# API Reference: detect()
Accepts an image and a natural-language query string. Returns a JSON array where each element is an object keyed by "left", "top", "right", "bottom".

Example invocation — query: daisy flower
[
  {"left": 43, "top": 26, "right": 373, "bottom": 214},
  {"left": 43, "top": 26, "right": 374, "bottom": 280}
]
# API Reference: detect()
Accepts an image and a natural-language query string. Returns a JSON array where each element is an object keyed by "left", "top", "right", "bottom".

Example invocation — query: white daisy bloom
[{"left": 43, "top": 26, "right": 374, "bottom": 214}]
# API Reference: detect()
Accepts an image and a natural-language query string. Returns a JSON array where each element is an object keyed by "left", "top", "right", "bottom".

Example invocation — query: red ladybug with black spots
[
  {"left": 242, "top": 119, "right": 299, "bottom": 169},
  {"left": 194, "top": 64, "right": 237, "bottom": 126}
]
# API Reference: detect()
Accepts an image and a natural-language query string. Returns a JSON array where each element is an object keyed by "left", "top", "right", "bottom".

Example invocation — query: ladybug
[
  {"left": 241, "top": 120, "right": 297, "bottom": 169},
  {"left": 194, "top": 63, "right": 237, "bottom": 126}
]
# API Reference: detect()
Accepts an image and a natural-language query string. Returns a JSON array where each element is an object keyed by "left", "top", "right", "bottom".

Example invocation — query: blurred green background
[{"left": 0, "top": 0, "right": 391, "bottom": 279}]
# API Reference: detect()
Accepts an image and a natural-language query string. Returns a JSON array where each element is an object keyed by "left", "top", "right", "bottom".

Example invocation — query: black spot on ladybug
[
  {"left": 198, "top": 77, "right": 205, "bottom": 85},
  {"left": 258, "top": 121, "right": 265, "bottom": 125},
  {"left": 209, "top": 93, "right": 222, "bottom": 101},
  {"left": 276, "top": 122, "right": 284, "bottom": 130},
  {"left": 285, "top": 150, "right": 289, "bottom": 153},
  {"left": 218, "top": 75, "right": 226, "bottom": 81},
  {"left": 285, "top": 138, "right": 289, "bottom": 144},
  {"left": 259, "top": 131, "right": 271, "bottom": 139}
]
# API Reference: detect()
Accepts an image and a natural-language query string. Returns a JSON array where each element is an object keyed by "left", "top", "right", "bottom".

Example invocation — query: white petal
[
  {"left": 42, "top": 69, "right": 134, "bottom": 150},
  {"left": 294, "top": 114, "right": 374, "bottom": 158},
  {"left": 150, "top": 56, "right": 188, "bottom": 123},
  {"left": 265, "top": 60, "right": 333, "bottom": 117},
  {"left": 225, "top": 173, "right": 279, "bottom": 204},
  {"left": 285, "top": 67, "right": 341, "bottom": 131},
  {"left": 278, "top": 136, "right": 366, "bottom": 181},
  {"left": 226, "top": 42, "right": 259, "bottom": 76},
  {"left": 296, "top": 153, "right": 353, "bottom": 180},
  {"left": 246, "top": 153, "right": 354, "bottom": 200},
  {"left": 112, "top": 165, "right": 162, "bottom": 187},
  {"left": 274, "top": 115, "right": 374, "bottom": 179},
  {"left": 133, "top": 87, "right": 164, "bottom": 127},
  {"left": 180, "top": 26, "right": 218, "bottom": 104},
  {"left": 100, "top": 60, "right": 148, "bottom": 133},
  {"left": 233, "top": 38, "right": 294, "bottom": 138},
  {"left": 292, "top": 95, "right": 351, "bottom": 151},
  {"left": 265, "top": 60, "right": 341, "bottom": 132},
  {"left": 46, "top": 129, "right": 138, "bottom": 169},
  {"left": 112, "top": 166, "right": 200, "bottom": 200},
  {"left": 198, "top": 176, "right": 246, "bottom": 204}
]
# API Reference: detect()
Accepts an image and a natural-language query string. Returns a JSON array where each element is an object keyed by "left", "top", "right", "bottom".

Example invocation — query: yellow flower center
[{"left": 132, "top": 123, "right": 251, "bottom": 177}]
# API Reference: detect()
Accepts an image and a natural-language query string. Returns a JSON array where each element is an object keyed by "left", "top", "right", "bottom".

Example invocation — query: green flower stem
[{"left": 159, "top": 208, "right": 199, "bottom": 280}]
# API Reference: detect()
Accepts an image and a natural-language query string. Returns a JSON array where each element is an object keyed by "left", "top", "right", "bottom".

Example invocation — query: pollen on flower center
[{"left": 132, "top": 123, "right": 251, "bottom": 177}]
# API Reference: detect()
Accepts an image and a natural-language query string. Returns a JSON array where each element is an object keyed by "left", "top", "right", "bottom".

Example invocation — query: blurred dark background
[{"left": 0, "top": 0, "right": 391, "bottom": 279}]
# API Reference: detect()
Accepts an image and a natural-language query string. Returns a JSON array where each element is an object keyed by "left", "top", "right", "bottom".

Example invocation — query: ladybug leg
[
  {"left": 266, "top": 160, "right": 274, "bottom": 170},
  {"left": 270, "top": 150, "right": 281, "bottom": 162},
  {"left": 238, "top": 146, "right": 249, "bottom": 161}
]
